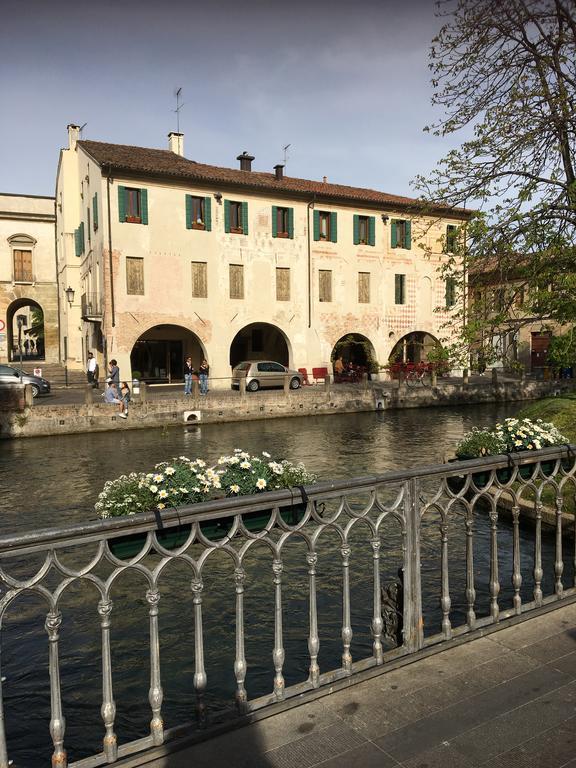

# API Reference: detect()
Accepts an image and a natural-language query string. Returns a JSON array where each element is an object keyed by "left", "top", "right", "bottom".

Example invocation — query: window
[
  {"left": 93, "top": 193, "right": 99, "bottom": 231},
  {"left": 191, "top": 262, "right": 207, "bottom": 298},
  {"left": 229, "top": 264, "right": 244, "bottom": 299},
  {"left": 186, "top": 195, "right": 212, "bottom": 231},
  {"left": 126, "top": 257, "right": 144, "bottom": 295},
  {"left": 276, "top": 267, "right": 290, "bottom": 301},
  {"left": 314, "top": 211, "right": 337, "bottom": 243},
  {"left": 13, "top": 249, "right": 33, "bottom": 282},
  {"left": 353, "top": 215, "right": 375, "bottom": 246},
  {"left": 87, "top": 208, "right": 91, "bottom": 243},
  {"left": 358, "top": 272, "right": 370, "bottom": 303},
  {"left": 445, "top": 277, "right": 457, "bottom": 308},
  {"left": 74, "top": 222, "right": 85, "bottom": 256},
  {"left": 118, "top": 186, "right": 148, "bottom": 224},
  {"left": 445, "top": 224, "right": 458, "bottom": 253},
  {"left": 225, "top": 200, "right": 248, "bottom": 234},
  {"left": 272, "top": 206, "right": 294, "bottom": 238},
  {"left": 319, "top": 269, "right": 332, "bottom": 302},
  {"left": 391, "top": 219, "right": 411, "bottom": 249},
  {"left": 394, "top": 274, "right": 406, "bottom": 305}
]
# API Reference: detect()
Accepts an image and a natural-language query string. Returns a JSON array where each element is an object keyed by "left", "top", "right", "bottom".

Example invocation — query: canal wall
[{"left": 0, "top": 379, "right": 569, "bottom": 439}]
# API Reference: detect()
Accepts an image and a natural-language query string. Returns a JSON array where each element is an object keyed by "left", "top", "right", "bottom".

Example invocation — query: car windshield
[{"left": 235, "top": 362, "right": 251, "bottom": 372}]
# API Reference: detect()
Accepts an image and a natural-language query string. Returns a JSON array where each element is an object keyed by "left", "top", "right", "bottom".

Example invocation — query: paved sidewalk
[{"left": 133, "top": 601, "right": 576, "bottom": 768}]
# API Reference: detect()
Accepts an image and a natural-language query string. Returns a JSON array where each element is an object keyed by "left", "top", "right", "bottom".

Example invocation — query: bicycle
[{"left": 405, "top": 365, "right": 428, "bottom": 387}]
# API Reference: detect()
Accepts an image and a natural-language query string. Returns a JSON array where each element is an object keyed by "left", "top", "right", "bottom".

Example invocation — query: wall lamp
[
  {"left": 65, "top": 286, "right": 75, "bottom": 306},
  {"left": 214, "top": 192, "right": 223, "bottom": 203},
  {"left": 381, "top": 214, "right": 390, "bottom": 224}
]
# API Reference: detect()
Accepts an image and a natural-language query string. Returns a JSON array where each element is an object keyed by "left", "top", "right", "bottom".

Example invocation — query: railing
[
  {"left": 80, "top": 293, "right": 102, "bottom": 320},
  {"left": 0, "top": 446, "right": 575, "bottom": 766}
]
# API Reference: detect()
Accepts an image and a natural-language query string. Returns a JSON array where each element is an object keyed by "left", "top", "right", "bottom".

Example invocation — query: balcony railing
[
  {"left": 0, "top": 446, "right": 574, "bottom": 767},
  {"left": 80, "top": 292, "right": 102, "bottom": 320}
]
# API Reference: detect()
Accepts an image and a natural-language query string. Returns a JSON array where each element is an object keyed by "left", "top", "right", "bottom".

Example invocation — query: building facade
[
  {"left": 56, "top": 125, "right": 468, "bottom": 385},
  {"left": 0, "top": 193, "right": 58, "bottom": 366}
]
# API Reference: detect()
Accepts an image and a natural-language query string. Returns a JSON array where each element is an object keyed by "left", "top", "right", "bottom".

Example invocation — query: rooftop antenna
[
  {"left": 79, "top": 122, "right": 87, "bottom": 137},
  {"left": 283, "top": 143, "right": 291, "bottom": 167},
  {"left": 174, "top": 87, "right": 185, "bottom": 134}
]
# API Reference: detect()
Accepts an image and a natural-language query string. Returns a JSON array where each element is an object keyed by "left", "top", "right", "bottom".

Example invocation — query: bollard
[
  {"left": 192, "top": 379, "right": 200, "bottom": 399},
  {"left": 284, "top": 373, "right": 290, "bottom": 396},
  {"left": 431, "top": 370, "right": 437, "bottom": 387},
  {"left": 84, "top": 383, "right": 93, "bottom": 406},
  {"left": 324, "top": 374, "right": 331, "bottom": 396},
  {"left": 362, "top": 372, "right": 369, "bottom": 392},
  {"left": 239, "top": 377, "right": 246, "bottom": 397},
  {"left": 140, "top": 381, "right": 148, "bottom": 404},
  {"left": 463, "top": 368, "right": 469, "bottom": 385},
  {"left": 24, "top": 383, "right": 34, "bottom": 409},
  {"left": 492, "top": 368, "right": 498, "bottom": 385}
]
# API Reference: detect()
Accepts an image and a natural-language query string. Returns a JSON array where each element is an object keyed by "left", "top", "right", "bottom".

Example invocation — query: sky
[{"left": 0, "top": 0, "right": 458, "bottom": 199}]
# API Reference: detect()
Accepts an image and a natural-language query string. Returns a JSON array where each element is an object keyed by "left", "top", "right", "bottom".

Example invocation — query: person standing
[
  {"left": 183, "top": 357, "right": 195, "bottom": 395},
  {"left": 107, "top": 359, "right": 120, "bottom": 387},
  {"left": 87, "top": 352, "right": 99, "bottom": 388},
  {"left": 120, "top": 381, "right": 131, "bottom": 416},
  {"left": 199, "top": 359, "right": 209, "bottom": 395}
]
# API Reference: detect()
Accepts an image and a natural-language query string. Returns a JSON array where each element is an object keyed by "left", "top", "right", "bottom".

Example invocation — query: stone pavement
[{"left": 132, "top": 601, "right": 576, "bottom": 768}]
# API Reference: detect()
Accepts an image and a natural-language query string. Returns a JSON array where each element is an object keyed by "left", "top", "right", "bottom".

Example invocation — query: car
[
  {"left": 0, "top": 364, "right": 51, "bottom": 397},
  {"left": 231, "top": 361, "right": 303, "bottom": 392}
]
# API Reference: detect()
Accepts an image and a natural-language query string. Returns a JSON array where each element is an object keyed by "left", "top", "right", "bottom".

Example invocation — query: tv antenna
[
  {"left": 174, "top": 88, "right": 185, "bottom": 133},
  {"left": 79, "top": 122, "right": 87, "bottom": 137},
  {"left": 283, "top": 143, "right": 291, "bottom": 167}
]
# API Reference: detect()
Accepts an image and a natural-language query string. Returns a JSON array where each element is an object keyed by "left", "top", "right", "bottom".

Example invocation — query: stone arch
[
  {"left": 130, "top": 324, "right": 207, "bottom": 382},
  {"left": 229, "top": 322, "right": 292, "bottom": 369},
  {"left": 6, "top": 297, "right": 45, "bottom": 362},
  {"left": 330, "top": 332, "right": 378, "bottom": 370},
  {"left": 388, "top": 331, "right": 441, "bottom": 364}
]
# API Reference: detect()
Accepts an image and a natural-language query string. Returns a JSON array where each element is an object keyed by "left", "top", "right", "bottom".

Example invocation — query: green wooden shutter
[
  {"left": 241, "top": 201, "right": 248, "bottom": 235},
  {"left": 185, "top": 195, "right": 193, "bottom": 229},
  {"left": 272, "top": 205, "right": 278, "bottom": 238},
  {"left": 74, "top": 228, "right": 81, "bottom": 257},
  {"left": 204, "top": 197, "right": 212, "bottom": 231},
  {"left": 224, "top": 200, "right": 231, "bottom": 233},
  {"left": 368, "top": 216, "right": 376, "bottom": 246},
  {"left": 353, "top": 215, "right": 360, "bottom": 245},
  {"left": 391, "top": 220, "right": 398, "bottom": 248},
  {"left": 330, "top": 212, "right": 338, "bottom": 243},
  {"left": 79, "top": 221, "right": 85, "bottom": 253},
  {"left": 118, "top": 186, "right": 126, "bottom": 222},
  {"left": 405, "top": 220, "right": 411, "bottom": 249},
  {"left": 313, "top": 210, "right": 320, "bottom": 241},
  {"left": 140, "top": 188, "right": 148, "bottom": 225},
  {"left": 287, "top": 207, "right": 294, "bottom": 239},
  {"left": 395, "top": 274, "right": 402, "bottom": 304},
  {"left": 92, "top": 193, "right": 98, "bottom": 231}
]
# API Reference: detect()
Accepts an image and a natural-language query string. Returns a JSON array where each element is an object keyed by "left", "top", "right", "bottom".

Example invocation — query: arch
[
  {"left": 130, "top": 324, "right": 206, "bottom": 382},
  {"left": 388, "top": 331, "right": 441, "bottom": 364},
  {"left": 6, "top": 298, "right": 45, "bottom": 362},
  {"left": 330, "top": 333, "right": 378, "bottom": 370},
  {"left": 7, "top": 233, "right": 37, "bottom": 247},
  {"left": 229, "top": 322, "right": 291, "bottom": 368}
]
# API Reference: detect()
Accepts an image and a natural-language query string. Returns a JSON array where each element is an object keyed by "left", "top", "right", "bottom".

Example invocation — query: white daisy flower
[
  {"left": 230, "top": 484, "right": 240, "bottom": 494},
  {"left": 256, "top": 478, "right": 267, "bottom": 490}
]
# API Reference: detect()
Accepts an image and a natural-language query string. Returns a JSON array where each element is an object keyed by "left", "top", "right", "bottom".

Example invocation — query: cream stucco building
[
  {"left": 0, "top": 193, "right": 58, "bottom": 365},
  {"left": 56, "top": 124, "right": 468, "bottom": 385}
]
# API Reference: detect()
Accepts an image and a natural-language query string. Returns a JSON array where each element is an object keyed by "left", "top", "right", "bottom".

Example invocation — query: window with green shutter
[
  {"left": 445, "top": 277, "right": 457, "bottom": 308},
  {"left": 118, "top": 186, "right": 148, "bottom": 224},
  {"left": 445, "top": 224, "right": 458, "bottom": 253},
  {"left": 225, "top": 201, "right": 246, "bottom": 234},
  {"left": 74, "top": 228, "right": 81, "bottom": 257},
  {"left": 354, "top": 215, "right": 375, "bottom": 246},
  {"left": 79, "top": 222, "right": 85, "bottom": 254},
  {"left": 394, "top": 274, "right": 406, "bottom": 305},
  {"left": 272, "top": 206, "right": 293, "bottom": 238},
  {"left": 186, "top": 195, "right": 211, "bottom": 230},
  {"left": 92, "top": 193, "right": 98, "bottom": 231},
  {"left": 316, "top": 211, "right": 334, "bottom": 242},
  {"left": 391, "top": 219, "right": 411, "bottom": 249}
]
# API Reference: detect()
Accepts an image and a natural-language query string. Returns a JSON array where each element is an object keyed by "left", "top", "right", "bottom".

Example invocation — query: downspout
[
  {"left": 106, "top": 164, "right": 116, "bottom": 329},
  {"left": 306, "top": 197, "right": 316, "bottom": 328},
  {"left": 53, "top": 198, "right": 62, "bottom": 363}
]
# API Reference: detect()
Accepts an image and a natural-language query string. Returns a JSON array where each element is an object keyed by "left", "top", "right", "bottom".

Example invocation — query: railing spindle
[
  {"left": 371, "top": 538, "right": 383, "bottom": 663},
  {"left": 511, "top": 506, "right": 522, "bottom": 615},
  {"left": 272, "top": 559, "right": 285, "bottom": 700},
  {"left": 146, "top": 589, "right": 164, "bottom": 745},
  {"left": 45, "top": 611, "right": 67, "bottom": 768},
  {"left": 191, "top": 578, "right": 207, "bottom": 723},
  {"left": 306, "top": 552, "right": 320, "bottom": 687},
  {"left": 440, "top": 521, "right": 452, "bottom": 639},
  {"left": 98, "top": 599, "right": 117, "bottom": 762},
  {"left": 489, "top": 510, "right": 500, "bottom": 621},
  {"left": 555, "top": 495, "right": 564, "bottom": 598},
  {"left": 465, "top": 518, "right": 476, "bottom": 628},
  {"left": 533, "top": 502, "right": 543, "bottom": 606},
  {"left": 340, "top": 544, "right": 352, "bottom": 674},
  {"left": 233, "top": 568, "right": 247, "bottom": 711}
]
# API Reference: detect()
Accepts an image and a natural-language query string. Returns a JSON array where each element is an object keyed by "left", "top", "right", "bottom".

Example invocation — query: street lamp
[{"left": 65, "top": 286, "right": 75, "bottom": 306}]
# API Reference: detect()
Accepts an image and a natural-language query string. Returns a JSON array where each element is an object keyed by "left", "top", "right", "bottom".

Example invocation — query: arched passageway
[
  {"left": 229, "top": 323, "right": 290, "bottom": 368},
  {"left": 130, "top": 324, "right": 205, "bottom": 382},
  {"left": 331, "top": 333, "right": 378, "bottom": 369},
  {"left": 7, "top": 298, "right": 45, "bottom": 363},
  {"left": 389, "top": 332, "right": 440, "bottom": 364}
]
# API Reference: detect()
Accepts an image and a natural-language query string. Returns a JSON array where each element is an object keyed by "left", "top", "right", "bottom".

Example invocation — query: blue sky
[{"left": 0, "top": 0, "right": 457, "bottom": 198}]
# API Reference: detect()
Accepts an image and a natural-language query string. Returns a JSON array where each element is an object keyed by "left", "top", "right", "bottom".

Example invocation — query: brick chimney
[
  {"left": 168, "top": 132, "right": 184, "bottom": 156},
  {"left": 274, "top": 164, "right": 284, "bottom": 181},
  {"left": 237, "top": 151, "right": 255, "bottom": 171},
  {"left": 67, "top": 124, "right": 81, "bottom": 150}
]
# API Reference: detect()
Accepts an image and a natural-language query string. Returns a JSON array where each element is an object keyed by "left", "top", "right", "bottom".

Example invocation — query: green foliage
[
  {"left": 455, "top": 417, "right": 568, "bottom": 459},
  {"left": 547, "top": 330, "right": 576, "bottom": 368},
  {"left": 455, "top": 429, "right": 506, "bottom": 459},
  {"left": 518, "top": 394, "right": 576, "bottom": 443}
]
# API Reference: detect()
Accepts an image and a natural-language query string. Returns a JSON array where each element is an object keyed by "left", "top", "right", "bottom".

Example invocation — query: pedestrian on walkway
[
  {"left": 107, "top": 359, "right": 120, "bottom": 387},
  {"left": 183, "top": 357, "right": 195, "bottom": 395},
  {"left": 199, "top": 359, "right": 209, "bottom": 395},
  {"left": 87, "top": 352, "right": 99, "bottom": 388},
  {"left": 120, "top": 381, "right": 131, "bottom": 416}
]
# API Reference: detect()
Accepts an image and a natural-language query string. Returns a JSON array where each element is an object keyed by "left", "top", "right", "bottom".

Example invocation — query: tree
[{"left": 416, "top": 0, "right": 576, "bottom": 364}]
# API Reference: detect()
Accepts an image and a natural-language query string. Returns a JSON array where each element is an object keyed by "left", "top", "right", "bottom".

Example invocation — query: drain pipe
[
  {"left": 306, "top": 197, "right": 316, "bottom": 328},
  {"left": 106, "top": 164, "right": 116, "bottom": 329}
]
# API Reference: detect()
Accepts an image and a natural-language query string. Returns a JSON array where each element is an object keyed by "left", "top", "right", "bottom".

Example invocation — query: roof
[{"left": 77, "top": 140, "right": 469, "bottom": 218}]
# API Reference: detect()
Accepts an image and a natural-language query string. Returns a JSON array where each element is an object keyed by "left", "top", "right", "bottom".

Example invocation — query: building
[
  {"left": 56, "top": 124, "right": 468, "bottom": 384},
  {"left": 0, "top": 193, "right": 58, "bottom": 366}
]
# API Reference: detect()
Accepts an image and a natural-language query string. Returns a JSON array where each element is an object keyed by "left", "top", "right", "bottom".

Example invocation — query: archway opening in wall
[
  {"left": 389, "top": 332, "right": 440, "bottom": 364},
  {"left": 7, "top": 298, "right": 45, "bottom": 363},
  {"left": 130, "top": 324, "right": 205, "bottom": 383},
  {"left": 229, "top": 323, "right": 290, "bottom": 369},
  {"left": 331, "top": 333, "right": 378, "bottom": 372}
]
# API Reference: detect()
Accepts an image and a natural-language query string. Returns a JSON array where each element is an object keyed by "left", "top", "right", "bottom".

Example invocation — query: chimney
[
  {"left": 274, "top": 164, "right": 284, "bottom": 181},
  {"left": 237, "top": 151, "right": 255, "bottom": 171},
  {"left": 168, "top": 132, "right": 184, "bottom": 156},
  {"left": 67, "top": 124, "right": 81, "bottom": 150},
  {"left": 323, "top": 176, "right": 328, "bottom": 184}
]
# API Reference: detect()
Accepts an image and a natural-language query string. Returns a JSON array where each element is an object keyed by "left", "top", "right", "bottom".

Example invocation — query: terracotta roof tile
[{"left": 78, "top": 139, "right": 468, "bottom": 216}]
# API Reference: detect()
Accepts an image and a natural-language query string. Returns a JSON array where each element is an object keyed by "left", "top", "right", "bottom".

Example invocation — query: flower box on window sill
[
  {"left": 192, "top": 222, "right": 206, "bottom": 231},
  {"left": 230, "top": 227, "right": 244, "bottom": 235},
  {"left": 125, "top": 216, "right": 142, "bottom": 224},
  {"left": 276, "top": 231, "right": 289, "bottom": 239}
]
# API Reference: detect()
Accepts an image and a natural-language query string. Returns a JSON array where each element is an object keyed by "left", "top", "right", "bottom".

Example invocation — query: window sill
[
  {"left": 275, "top": 232, "right": 289, "bottom": 239},
  {"left": 192, "top": 223, "right": 206, "bottom": 231},
  {"left": 230, "top": 228, "right": 244, "bottom": 235},
  {"left": 125, "top": 216, "right": 142, "bottom": 224},
  {"left": 13, "top": 280, "right": 34, "bottom": 285}
]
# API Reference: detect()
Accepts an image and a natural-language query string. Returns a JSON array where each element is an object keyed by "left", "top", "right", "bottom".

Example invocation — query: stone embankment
[{"left": 0, "top": 377, "right": 570, "bottom": 439}]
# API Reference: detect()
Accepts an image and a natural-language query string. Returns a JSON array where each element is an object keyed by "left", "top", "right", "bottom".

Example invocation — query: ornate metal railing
[{"left": 0, "top": 446, "right": 575, "bottom": 767}]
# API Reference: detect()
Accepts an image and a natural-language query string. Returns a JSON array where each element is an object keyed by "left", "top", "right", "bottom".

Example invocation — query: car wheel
[
  {"left": 290, "top": 377, "right": 301, "bottom": 390},
  {"left": 31, "top": 384, "right": 40, "bottom": 398},
  {"left": 247, "top": 380, "right": 260, "bottom": 392}
]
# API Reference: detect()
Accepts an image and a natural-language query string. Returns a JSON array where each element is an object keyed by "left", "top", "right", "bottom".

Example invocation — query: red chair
[
  {"left": 298, "top": 368, "right": 312, "bottom": 385},
  {"left": 312, "top": 367, "right": 329, "bottom": 384}
]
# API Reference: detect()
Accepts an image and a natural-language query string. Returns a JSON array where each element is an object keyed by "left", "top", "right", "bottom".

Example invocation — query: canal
[{"left": 2, "top": 402, "right": 570, "bottom": 766}]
